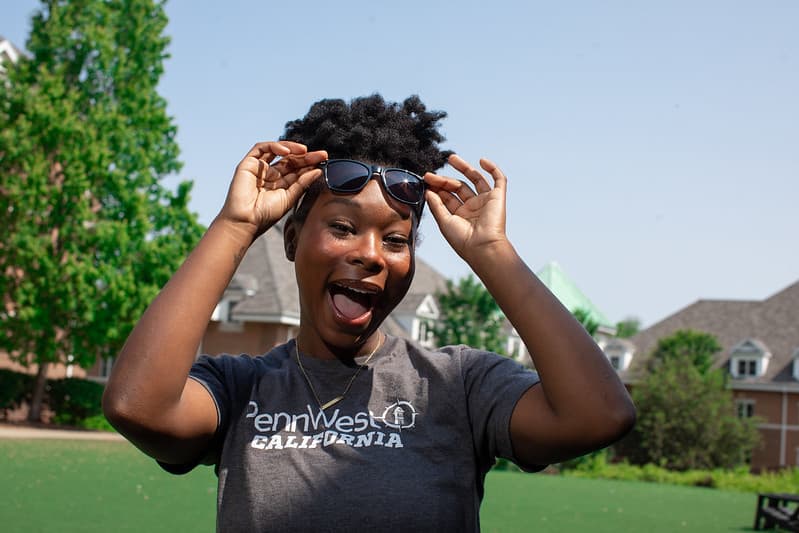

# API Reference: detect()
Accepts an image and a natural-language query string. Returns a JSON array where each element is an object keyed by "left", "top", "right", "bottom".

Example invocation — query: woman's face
[{"left": 289, "top": 178, "right": 416, "bottom": 355}]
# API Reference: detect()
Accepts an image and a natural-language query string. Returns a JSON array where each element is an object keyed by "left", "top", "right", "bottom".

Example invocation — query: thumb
[
  {"left": 425, "top": 189, "right": 453, "bottom": 229},
  {"left": 284, "top": 168, "right": 322, "bottom": 205}
]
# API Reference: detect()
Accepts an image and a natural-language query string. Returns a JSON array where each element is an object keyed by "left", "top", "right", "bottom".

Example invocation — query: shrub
[
  {"left": 0, "top": 369, "right": 33, "bottom": 418},
  {"left": 46, "top": 378, "right": 105, "bottom": 426},
  {"left": 562, "top": 460, "right": 799, "bottom": 493},
  {"left": 79, "top": 414, "right": 116, "bottom": 432},
  {"left": 558, "top": 448, "right": 610, "bottom": 473}
]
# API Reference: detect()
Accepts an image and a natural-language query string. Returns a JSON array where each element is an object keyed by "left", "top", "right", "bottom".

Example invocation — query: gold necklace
[{"left": 295, "top": 336, "right": 383, "bottom": 411}]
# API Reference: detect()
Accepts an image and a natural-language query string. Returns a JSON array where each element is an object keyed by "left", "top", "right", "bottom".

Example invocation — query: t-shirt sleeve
[
  {"left": 158, "top": 354, "right": 256, "bottom": 475},
  {"left": 455, "top": 346, "right": 544, "bottom": 472}
]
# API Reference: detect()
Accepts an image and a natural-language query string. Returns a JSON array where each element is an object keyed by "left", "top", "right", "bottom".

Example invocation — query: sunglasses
[{"left": 319, "top": 159, "right": 426, "bottom": 213}]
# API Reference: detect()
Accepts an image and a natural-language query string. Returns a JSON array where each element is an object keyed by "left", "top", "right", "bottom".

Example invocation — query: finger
[
  {"left": 426, "top": 187, "right": 463, "bottom": 214},
  {"left": 248, "top": 141, "right": 310, "bottom": 169},
  {"left": 448, "top": 154, "right": 491, "bottom": 194},
  {"left": 275, "top": 150, "right": 328, "bottom": 170},
  {"left": 236, "top": 156, "right": 272, "bottom": 183},
  {"left": 246, "top": 141, "right": 291, "bottom": 161},
  {"left": 480, "top": 158, "right": 507, "bottom": 191},
  {"left": 284, "top": 168, "right": 323, "bottom": 204},
  {"left": 424, "top": 189, "right": 455, "bottom": 224},
  {"left": 275, "top": 140, "right": 309, "bottom": 155},
  {"left": 423, "top": 172, "right": 467, "bottom": 193}
]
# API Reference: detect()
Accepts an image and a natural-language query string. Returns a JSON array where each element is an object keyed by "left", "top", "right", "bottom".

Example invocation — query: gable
[
  {"left": 730, "top": 338, "right": 770, "bottom": 356},
  {"left": 415, "top": 294, "right": 439, "bottom": 319}
]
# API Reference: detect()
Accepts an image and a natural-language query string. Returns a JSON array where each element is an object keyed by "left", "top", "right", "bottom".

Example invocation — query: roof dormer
[
  {"left": 729, "top": 338, "right": 771, "bottom": 379},
  {"left": 793, "top": 348, "right": 799, "bottom": 381},
  {"left": 415, "top": 294, "right": 440, "bottom": 320},
  {"left": 602, "top": 338, "right": 634, "bottom": 372},
  {"left": 411, "top": 294, "right": 440, "bottom": 349}
]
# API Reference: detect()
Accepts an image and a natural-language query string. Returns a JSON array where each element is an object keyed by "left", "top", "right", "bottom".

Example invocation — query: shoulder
[
  {"left": 192, "top": 342, "right": 294, "bottom": 383},
  {"left": 385, "top": 335, "right": 462, "bottom": 365},
  {"left": 385, "top": 335, "right": 524, "bottom": 376}
]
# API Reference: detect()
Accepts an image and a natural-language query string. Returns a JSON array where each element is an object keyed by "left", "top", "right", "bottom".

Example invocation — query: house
[
  {"left": 201, "top": 219, "right": 449, "bottom": 356},
  {"left": 0, "top": 35, "right": 23, "bottom": 77},
  {"left": 620, "top": 280, "right": 799, "bottom": 470},
  {"left": 507, "top": 261, "right": 615, "bottom": 366}
]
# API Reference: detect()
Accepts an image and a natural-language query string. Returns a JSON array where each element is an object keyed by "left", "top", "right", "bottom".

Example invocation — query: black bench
[{"left": 754, "top": 493, "right": 799, "bottom": 531}]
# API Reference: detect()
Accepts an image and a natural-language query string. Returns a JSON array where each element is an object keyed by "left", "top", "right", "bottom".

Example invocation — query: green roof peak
[{"left": 536, "top": 261, "right": 612, "bottom": 327}]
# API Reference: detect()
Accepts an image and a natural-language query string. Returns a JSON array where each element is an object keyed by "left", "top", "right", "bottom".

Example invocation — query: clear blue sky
[{"left": 5, "top": 1, "right": 798, "bottom": 327}]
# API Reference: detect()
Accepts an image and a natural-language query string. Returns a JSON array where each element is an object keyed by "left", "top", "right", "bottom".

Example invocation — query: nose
[{"left": 348, "top": 231, "right": 385, "bottom": 273}]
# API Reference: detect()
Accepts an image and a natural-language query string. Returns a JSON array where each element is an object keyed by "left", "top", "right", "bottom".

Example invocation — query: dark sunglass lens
[
  {"left": 384, "top": 170, "right": 424, "bottom": 204},
  {"left": 326, "top": 160, "right": 370, "bottom": 192}
]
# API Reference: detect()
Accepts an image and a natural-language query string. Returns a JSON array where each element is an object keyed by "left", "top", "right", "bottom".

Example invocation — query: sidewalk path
[{"left": 0, "top": 423, "right": 124, "bottom": 441}]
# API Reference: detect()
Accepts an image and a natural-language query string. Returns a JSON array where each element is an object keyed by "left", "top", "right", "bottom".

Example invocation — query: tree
[
  {"left": 572, "top": 308, "right": 599, "bottom": 336},
  {"left": 649, "top": 329, "right": 721, "bottom": 376},
  {"left": 0, "top": 0, "right": 203, "bottom": 421},
  {"left": 624, "top": 330, "right": 760, "bottom": 470},
  {"left": 615, "top": 317, "right": 641, "bottom": 339},
  {"left": 433, "top": 274, "right": 507, "bottom": 354}
]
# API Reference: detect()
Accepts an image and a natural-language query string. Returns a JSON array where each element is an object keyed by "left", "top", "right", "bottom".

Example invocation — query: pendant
[{"left": 320, "top": 396, "right": 344, "bottom": 411}]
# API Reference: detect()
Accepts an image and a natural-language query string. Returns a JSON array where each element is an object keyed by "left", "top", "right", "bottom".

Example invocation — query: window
[
  {"left": 413, "top": 319, "right": 435, "bottom": 348},
  {"left": 602, "top": 340, "right": 633, "bottom": 372},
  {"left": 729, "top": 339, "right": 770, "bottom": 379},
  {"left": 736, "top": 399, "right": 755, "bottom": 419},
  {"left": 737, "top": 359, "right": 758, "bottom": 377},
  {"left": 100, "top": 357, "right": 114, "bottom": 379}
]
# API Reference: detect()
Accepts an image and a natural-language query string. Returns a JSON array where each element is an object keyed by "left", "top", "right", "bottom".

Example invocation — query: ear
[{"left": 283, "top": 217, "right": 299, "bottom": 262}]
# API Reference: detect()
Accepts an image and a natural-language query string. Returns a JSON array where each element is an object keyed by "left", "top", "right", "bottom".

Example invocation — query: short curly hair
[
  {"left": 281, "top": 94, "right": 452, "bottom": 176},
  {"left": 281, "top": 94, "right": 452, "bottom": 228}
]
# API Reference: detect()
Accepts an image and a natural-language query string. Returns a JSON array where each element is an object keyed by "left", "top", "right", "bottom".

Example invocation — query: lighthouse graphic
[{"left": 380, "top": 400, "right": 418, "bottom": 430}]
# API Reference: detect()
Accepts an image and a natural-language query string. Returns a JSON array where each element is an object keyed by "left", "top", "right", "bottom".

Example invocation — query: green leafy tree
[
  {"left": 649, "top": 329, "right": 721, "bottom": 376},
  {"left": 572, "top": 307, "right": 599, "bottom": 336},
  {"left": 624, "top": 330, "right": 760, "bottom": 470},
  {"left": 433, "top": 274, "right": 507, "bottom": 354},
  {"left": 615, "top": 317, "right": 641, "bottom": 338},
  {"left": 0, "top": 0, "right": 203, "bottom": 421}
]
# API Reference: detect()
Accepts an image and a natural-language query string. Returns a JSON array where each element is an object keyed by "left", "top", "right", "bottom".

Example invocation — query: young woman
[{"left": 104, "top": 95, "right": 635, "bottom": 532}]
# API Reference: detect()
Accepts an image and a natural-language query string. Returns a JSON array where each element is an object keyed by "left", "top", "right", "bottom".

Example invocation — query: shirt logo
[
  {"left": 245, "top": 400, "right": 419, "bottom": 451},
  {"left": 375, "top": 400, "right": 418, "bottom": 430}
]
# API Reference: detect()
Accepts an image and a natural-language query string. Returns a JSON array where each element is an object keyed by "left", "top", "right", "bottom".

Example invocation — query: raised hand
[
  {"left": 219, "top": 141, "right": 328, "bottom": 237},
  {"left": 424, "top": 154, "right": 508, "bottom": 263}
]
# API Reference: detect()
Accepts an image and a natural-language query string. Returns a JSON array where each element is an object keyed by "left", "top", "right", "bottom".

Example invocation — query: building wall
[
  {"left": 732, "top": 389, "right": 799, "bottom": 469},
  {"left": 0, "top": 351, "right": 88, "bottom": 379},
  {"left": 202, "top": 321, "right": 297, "bottom": 356}
]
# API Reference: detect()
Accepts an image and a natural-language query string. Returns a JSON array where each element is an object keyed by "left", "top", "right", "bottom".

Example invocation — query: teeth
[
  {"left": 350, "top": 288, "right": 370, "bottom": 295},
  {"left": 333, "top": 281, "right": 380, "bottom": 294}
]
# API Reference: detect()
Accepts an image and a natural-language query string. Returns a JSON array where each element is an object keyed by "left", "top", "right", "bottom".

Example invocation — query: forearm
[
  {"left": 104, "top": 217, "right": 257, "bottom": 423},
  {"left": 466, "top": 240, "right": 634, "bottom": 435}
]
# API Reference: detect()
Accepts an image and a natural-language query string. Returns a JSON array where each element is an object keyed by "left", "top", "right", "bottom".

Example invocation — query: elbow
[
  {"left": 102, "top": 386, "right": 128, "bottom": 432},
  {"left": 601, "top": 396, "right": 637, "bottom": 445},
  {"left": 102, "top": 385, "right": 144, "bottom": 435}
]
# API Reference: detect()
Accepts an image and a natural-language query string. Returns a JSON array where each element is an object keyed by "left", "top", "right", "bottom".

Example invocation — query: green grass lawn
[
  {"left": 482, "top": 471, "right": 755, "bottom": 532},
  {"left": 1, "top": 439, "right": 759, "bottom": 532}
]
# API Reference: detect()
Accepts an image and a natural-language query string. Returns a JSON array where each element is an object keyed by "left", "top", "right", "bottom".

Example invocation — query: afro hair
[{"left": 281, "top": 94, "right": 452, "bottom": 175}]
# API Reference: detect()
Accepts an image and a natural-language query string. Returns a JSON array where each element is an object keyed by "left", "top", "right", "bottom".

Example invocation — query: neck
[{"left": 295, "top": 331, "right": 384, "bottom": 362}]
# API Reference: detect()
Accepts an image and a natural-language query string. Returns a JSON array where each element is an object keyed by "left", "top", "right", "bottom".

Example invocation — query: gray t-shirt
[{"left": 164, "top": 335, "right": 541, "bottom": 532}]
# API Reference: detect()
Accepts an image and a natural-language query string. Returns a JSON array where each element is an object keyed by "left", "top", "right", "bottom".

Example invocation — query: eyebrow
[
  {"left": 321, "top": 196, "right": 411, "bottom": 222},
  {"left": 323, "top": 197, "right": 361, "bottom": 209}
]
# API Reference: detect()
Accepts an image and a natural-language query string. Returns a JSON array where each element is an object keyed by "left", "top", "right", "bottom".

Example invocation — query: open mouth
[{"left": 328, "top": 280, "right": 380, "bottom": 323}]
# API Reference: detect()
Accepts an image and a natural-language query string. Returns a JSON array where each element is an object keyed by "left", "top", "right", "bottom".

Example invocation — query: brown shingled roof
[{"left": 626, "top": 281, "right": 799, "bottom": 386}]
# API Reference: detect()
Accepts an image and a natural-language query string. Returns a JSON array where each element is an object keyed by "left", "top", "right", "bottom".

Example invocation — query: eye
[
  {"left": 329, "top": 221, "right": 354, "bottom": 235},
  {"left": 384, "top": 234, "right": 410, "bottom": 250}
]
